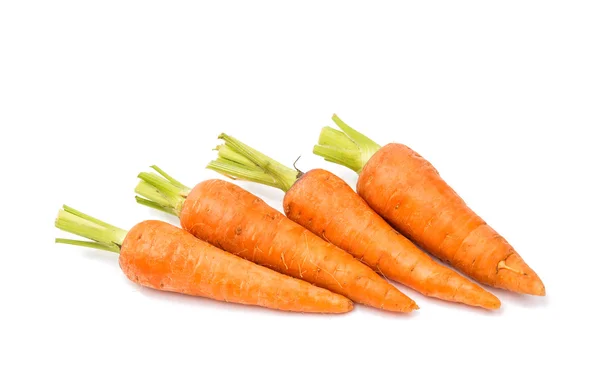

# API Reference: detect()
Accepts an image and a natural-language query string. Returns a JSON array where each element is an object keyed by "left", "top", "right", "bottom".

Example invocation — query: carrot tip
[
  {"left": 516, "top": 274, "right": 546, "bottom": 296},
  {"left": 530, "top": 280, "right": 546, "bottom": 296},
  {"left": 488, "top": 299, "right": 502, "bottom": 310},
  {"left": 484, "top": 292, "right": 502, "bottom": 310}
]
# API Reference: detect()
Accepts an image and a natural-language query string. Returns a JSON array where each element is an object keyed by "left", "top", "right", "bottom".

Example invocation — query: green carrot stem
[
  {"left": 207, "top": 133, "right": 299, "bottom": 192},
  {"left": 54, "top": 205, "right": 127, "bottom": 253},
  {"left": 331, "top": 114, "right": 381, "bottom": 151},
  {"left": 214, "top": 144, "right": 257, "bottom": 168},
  {"left": 134, "top": 181, "right": 173, "bottom": 207},
  {"left": 62, "top": 205, "right": 118, "bottom": 230},
  {"left": 134, "top": 195, "right": 179, "bottom": 216},
  {"left": 137, "top": 172, "right": 188, "bottom": 199},
  {"left": 313, "top": 114, "right": 381, "bottom": 173},
  {"left": 206, "top": 158, "right": 283, "bottom": 189},
  {"left": 134, "top": 166, "right": 191, "bottom": 217},
  {"left": 150, "top": 165, "right": 187, "bottom": 189},
  {"left": 318, "top": 126, "right": 357, "bottom": 149},
  {"left": 55, "top": 238, "right": 121, "bottom": 253}
]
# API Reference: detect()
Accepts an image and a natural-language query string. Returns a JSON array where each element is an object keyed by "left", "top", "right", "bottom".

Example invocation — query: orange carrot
[
  {"left": 313, "top": 114, "right": 545, "bottom": 296},
  {"left": 54, "top": 205, "right": 353, "bottom": 313},
  {"left": 204, "top": 135, "right": 500, "bottom": 310},
  {"left": 135, "top": 167, "right": 417, "bottom": 313}
]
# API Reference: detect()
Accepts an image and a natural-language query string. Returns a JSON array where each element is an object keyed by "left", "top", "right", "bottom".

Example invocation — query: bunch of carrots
[{"left": 56, "top": 114, "right": 545, "bottom": 314}]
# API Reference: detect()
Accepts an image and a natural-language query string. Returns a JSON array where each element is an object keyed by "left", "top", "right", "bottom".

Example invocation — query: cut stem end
[
  {"left": 207, "top": 134, "right": 299, "bottom": 193},
  {"left": 54, "top": 205, "right": 127, "bottom": 253},
  {"left": 134, "top": 166, "right": 191, "bottom": 217},
  {"left": 313, "top": 114, "right": 381, "bottom": 173}
]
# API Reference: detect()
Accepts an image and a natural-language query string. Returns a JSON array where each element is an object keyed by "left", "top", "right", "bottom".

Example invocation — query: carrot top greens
[
  {"left": 134, "top": 166, "right": 191, "bottom": 217},
  {"left": 207, "top": 134, "right": 300, "bottom": 192},
  {"left": 55, "top": 205, "right": 128, "bottom": 253},
  {"left": 313, "top": 114, "right": 381, "bottom": 173}
]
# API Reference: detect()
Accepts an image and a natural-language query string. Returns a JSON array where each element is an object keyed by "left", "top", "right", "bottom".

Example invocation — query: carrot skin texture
[
  {"left": 119, "top": 220, "right": 353, "bottom": 313},
  {"left": 283, "top": 169, "right": 501, "bottom": 309},
  {"left": 179, "top": 180, "right": 417, "bottom": 312},
  {"left": 357, "top": 144, "right": 545, "bottom": 296}
]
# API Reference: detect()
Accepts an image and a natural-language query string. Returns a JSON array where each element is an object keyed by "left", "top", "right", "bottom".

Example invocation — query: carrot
[
  {"left": 134, "top": 167, "right": 417, "bottom": 313},
  {"left": 205, "top": 135, "right": 501, "bottom": 310},
  {"left": 54, "top": 205, "right": 353, "bottom": 313},
  {"left": 312, "top": 114, "right": 545, "bottom": 296}
]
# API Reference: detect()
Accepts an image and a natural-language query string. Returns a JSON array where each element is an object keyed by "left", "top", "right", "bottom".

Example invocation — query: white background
[{"left": 2, "top": 1, "right": 599, "bottom": 391}]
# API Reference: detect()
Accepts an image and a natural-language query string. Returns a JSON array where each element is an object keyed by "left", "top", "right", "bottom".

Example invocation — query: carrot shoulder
[
  {"left": 54, "top": 205, "right": 353, "bottom": 313},
  {"left": 204, "top": 134, "right": 499, "bottom": 309},
  {"left": 313, "top": 114, "right": 545, "bottom": 296},
  {"left": 135, "top": 167, "right": 417, "bottom": 313}
]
